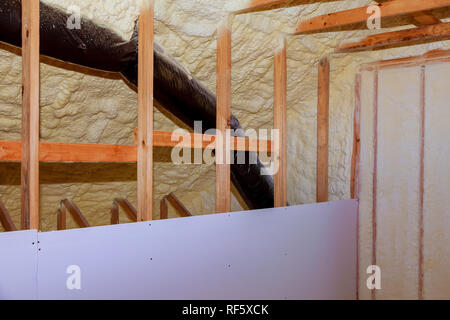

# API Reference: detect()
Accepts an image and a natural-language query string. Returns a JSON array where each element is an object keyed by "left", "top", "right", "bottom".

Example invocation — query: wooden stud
[
  {"left": 111, "top": 201, "right": 119, "bottom": 225},
  {"left": 316, "top": 57, "right": 329, "bottom": 203},
  {"left": 337, "top": 22, "right": 450, "bottom": 53},
  {"left": 114, "top": 198, "right": 137, "bottom": 222},
  {"left": 137, "top": 1, "right": 154, "bottom": 222},
  {"left": 160, "top": 197, "right": 168, "bottom": 220},
  {"left": 166, "top": 193, "right": 193, "bottom": 217},
  {"left": 274, "top": 37, "right": 287, "bottom": 208},
  {"left": 61, "top": 199, "right": 90, "bottom": 228},
  {"left": 351, "top": 73, "right": 362, "bottom": 199},
  {"left": 57, "top": 206, "right": 66, "bottom": 230},
  {"left": 216, "top": 16, "right": 232, "bottom": 214},
  {"left": 294, "top": 0, "right": 450, "bottom": 34},
  {"left": 0, "top": 201, "right": 17, "bottom": 232},
  {"left": 353, "top": 73, "right": 362, "bottom": 300},
  {"left": 21, "top": 0, "right": 40, "bottom": 230}
]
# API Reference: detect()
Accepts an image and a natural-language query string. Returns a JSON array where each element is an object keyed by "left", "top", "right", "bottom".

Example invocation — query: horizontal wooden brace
[
  {"left": 0, "top": 132, "right": 273, "bottom": 163},
  {"left": 337, "top": 22, "right": 450, "bottom": 52}
]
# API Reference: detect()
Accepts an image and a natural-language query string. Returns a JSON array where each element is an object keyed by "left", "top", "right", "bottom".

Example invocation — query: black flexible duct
[{"left": 0, "top": 0, "right": 274, "bottom": 209}]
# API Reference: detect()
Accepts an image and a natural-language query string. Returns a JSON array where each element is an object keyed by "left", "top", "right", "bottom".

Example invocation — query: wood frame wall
[
  {"left": 351, "top": 49, "right": 450, "bottom": 300},
  {"left": 2, "top": 1, "right": 448, "bottom": 231}
]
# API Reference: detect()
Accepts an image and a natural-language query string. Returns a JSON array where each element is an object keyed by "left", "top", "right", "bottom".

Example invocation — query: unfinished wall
[
  {"left": 358, "top": 60, "right": 450, "bottom": 300},
  {"left": 0, "top": 1, "right": 449, "bottom": 299}
]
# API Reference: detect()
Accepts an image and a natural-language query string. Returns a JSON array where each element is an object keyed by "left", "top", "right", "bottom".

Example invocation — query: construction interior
[{"left": 0, "top": 0, "right": 449, "bottom": 300}]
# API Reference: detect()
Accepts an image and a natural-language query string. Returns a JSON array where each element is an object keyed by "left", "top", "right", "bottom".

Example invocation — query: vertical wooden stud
[
  {"left": 21, "top": 0, "right": 40, "bottom": 230},
  {"left": 111, "top": 201, "right": 119, "bottom": 225},
  {"left": 137, "top": 1, "right": 154, "bottom": 221},
  {"left": 160, "top": 197, "right": 168, "bottom": 220},
  {"left": 216, "top": 16, "right": 232, "bottom": 213},
  {"left": 316, "top": 57, "right": 330, "bottom": 203},
  {"left": 351, "top": 73, "right": 362, "bottom": 199},
  {"left": 274, "top": 37, "right": 287, "bottom": 208},
  {"left": 57, "top": 206, "right": 66, "bottom": 230}
]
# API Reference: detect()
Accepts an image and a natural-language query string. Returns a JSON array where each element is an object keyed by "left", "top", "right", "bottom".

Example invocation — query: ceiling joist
[
  {"left": 294, "top": 0, "right": 450, "bottom": 34},
  {"left": 337, "top": 22, "right": 450, "bottom": 52},
  {"left": 230, "top": 0, "right": 290, "bottom": 14}
]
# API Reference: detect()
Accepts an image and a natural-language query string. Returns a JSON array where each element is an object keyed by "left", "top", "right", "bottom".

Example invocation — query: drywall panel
[
  {"left": 0, "top": 230, "right": 38, "bottom": 299},
  {"left": 423, "top": 63, "right": 450, "bottom": 299},
  {"left": 36, "top": 200, "right": 357, "bottom": 300},
  {"left": 376, "top": 67, "right": 421, "bottom": 299}
]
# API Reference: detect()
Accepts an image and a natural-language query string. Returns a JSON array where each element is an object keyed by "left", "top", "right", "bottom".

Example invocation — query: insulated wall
[
  {"left": 0, "top": 201, "right": 357, "bottom": 300},
  {"left": 358, "top": 58, "right": 450, "bottom": 300}
]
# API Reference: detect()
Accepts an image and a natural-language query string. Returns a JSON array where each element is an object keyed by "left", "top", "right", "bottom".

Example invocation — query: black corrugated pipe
[{"left": 0, "top": 0, "right": 275, "bottom": 209}]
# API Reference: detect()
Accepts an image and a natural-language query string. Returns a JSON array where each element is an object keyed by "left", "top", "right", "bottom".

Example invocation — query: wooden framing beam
[
  {"left": 316, "top": 57, "right": 329, "bottom": 203},
  {"left": 110, "top": 201, "right": 119, "bottom": 225},
  {"left": 411, "top": 11, "right": 441, "bottom": 26},
  {"left": 60, "top": 199, "right": 90, "bottom": 228},
  {"left": 166, "top": 193, "right": 193, "bottom": 217},
  {"left": 57, "top": 206, "right": 67, "bottom": 230},
  {"left": 337, "top": 22, "right": 450, "bottom": 53},
  {"left": 360, "top": 48, "right": 450, "bottom": 71},
  {"left": 114, "top": 198, "right": 138, "bottom": 222},
  {"left": 230, "top": 0, "right": 289, "bottom": 14},
  {"left": 274, "top": 38, "right": 287, "bottom": 208},
  {"left": 134, "top": 130, "right": 273, "bottom": 152},
  {"left": 216, "top": 17, "right": 232, "bottom": 214},
  {"left": 294, "top": 0, "right": 450, "bottom": 34},
  {"left": 160, "top": 197, "right": 168, "bottom": 220},
  {"left": 351, "top": 73, "right": 362, "bottom": 199},
  {"left": 137, "top": 2, "right": 154, "bottom": 222},
  {"left": 0, "top": 201, "right": 17, "bottom": 232},
  {"left": 374, "top": 0, "right": 441, "bottom": 26},
  {"left": 21, "top": 0, "right": 40, "bottom": 230},
  {"left": 0, "top": 133, "right": 273, "bottom": 163}
]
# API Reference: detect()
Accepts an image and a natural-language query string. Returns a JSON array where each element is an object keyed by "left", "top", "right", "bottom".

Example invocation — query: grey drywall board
[
  {"left": 36, "top": 200, "right": 357, "bottom": 300},
  {"left": 0, "top": 230, "right": 38, "bottom": 300}
]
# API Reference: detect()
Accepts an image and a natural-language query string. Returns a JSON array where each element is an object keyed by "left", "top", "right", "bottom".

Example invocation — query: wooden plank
[
  {"left": 137, "top": 2, "right": 154, "bottom": 222},
  {"left": 136, "top": 130, "right": 273, "bottom": 152},
  {"left": 0, "top": 133, "right": 274, "bottom": 163},
  {"left": 166, "top": 193, "right": 193, "bottom": 217},
  {"left": 0, "top": 140, "right": 137, "bottom": 162},
  {"left": 216, "top": 17, "right": 232, "bottom": 214},
  {"left": 373, "top": 0, "right": 441, "bottom": 26},
  {"left": 294, "top": 0, "right": 450, "bottom": 34},
  {"left": 61, "top": 199, "right": 90, "bottom": 228},
  {"left": 115, "top": 198, "right": 138, "bottom": 222},
  {"left": 160, "top": 197, "right": 168, "bottom": 220},
  {"left": 316, "top": 57, "right": 330, "bottom": 203},
  {"left": 0, "top": 201, "right": 17, "bottom": 232},
  {"left": 337, "top": 22, "right": 450, "bottom": 53},
  {"left": 274, "top": 38, "right": 287, "bottom": 208},
  {"left": 110, "top": 201, "right": 119, "bottom": 225},
  {"left": 57, "top": 207, "right": 66, "bottom": 230},
  {"left": 21, "top": 0, "right": 40, "bottom": 230},
  {"left": 351, "top": 73, "right": 362, "bottom": 199},
  {"left": 411, "top": 11, "right": 441, "bottom": 26},
  {"left": 360, "top": 48, "right": 450, "bottom": 71},
  {"left": 230, "top": 0, "right": 289, "bottom": 14}
]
